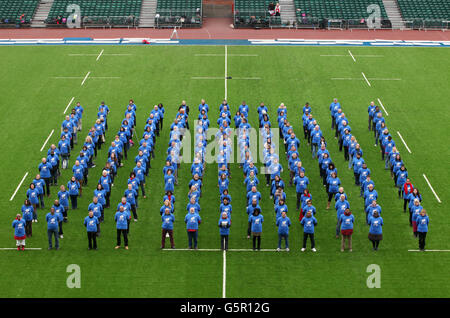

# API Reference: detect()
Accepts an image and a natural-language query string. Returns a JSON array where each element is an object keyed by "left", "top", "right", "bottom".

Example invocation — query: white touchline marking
[
  {"left": 69, "top": 53, "right": 132, "bottom": 56},
  {"left": 396, "top": 131, "right": 412, "bottom": 154},
  {"left": 63, "top": 96, "right": 75, "bottom": 114},
  {"left": 81, "top": 71, "right": 90, "bottom": 86},
  {"left": 10, "top": 172, "right": 29, "bottom": 201},
  {"left": 362, "top": 72, "right": 371, "bottom": 87},
  {"left": 96, "top": 49, "right": 104, "bottom": 61},
  {"left": 40, "top": 129, "right": 54, "bottom": 152},
  {"left": 331, "top": 78, "right": 400, "bottom": 81},
  {"left": 408, "top": 249, "right": 449, "bottom": 252},
  {"left": 354, "top": 55, "right": 384, "bottom": 57},
  {"left": 225, "top": 45, "right": 228, "bottom": 100},
  {"left": 348, "top": 50, "right": 356, "bottom": 62},
  {"left": 163, "top": 248, "right": 287, "bottom": 252},
  {"left": 377, "top": 98, "right": 389, "bottom": 116},
  {"left": 222, "top": 250, "right": 226, "bottom": 298},
  {"left": 0, "top": 248, "right": 42, "bottom": 250},
  {"left": 423, "top": 174, "right": 442, "bottom": 203},
  {"left": 191, "top": 77, "right": 260, "bottom": 80},
  {"left": 368, "top": 78, "right": 402, "bottom": 81},
  {"left": 320, "top": 54, "right": 347, "bottom": 57},
  {"left": 195, "top": 54, "right": 258, "bottom": 56}
]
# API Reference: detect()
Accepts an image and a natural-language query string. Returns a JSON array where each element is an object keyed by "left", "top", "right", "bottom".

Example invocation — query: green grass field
[{"left": 0, "top": 45, "right": 449, "bottom": 298}]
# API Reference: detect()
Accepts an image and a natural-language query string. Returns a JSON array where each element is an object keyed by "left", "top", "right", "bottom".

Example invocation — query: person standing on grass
[
  {"left": 411, "top": 199, "right": 424, "bottom": 238},
  {"left": 33, "top": 174, "right": 46, "bottom": 209},
  {"left": 46, "top": 207, "right": 61, "bottom": 250},
  {"left": 124, "top": 184, "right": 138, "bottom": 222},
  {"left": 416, "top": 209, "right": 429, "bottom": 251},
  {"left": 67, "top": 176, "right": 80, "bottom": 210},
  {"left": 115, "top": 206, "right": 129, "bottom": 250},
  {"left": 300, "top": 210, "right": 317, "bottom": 252},
  {"left": 88, "top": 196, "right": 103, "bottom": 236},
  {"left": 72, "top": 160, "right": 84, "bottom": 197},
  {"left": 218, "top": 212, "right": 231, "bottom": 251},
  {"left": 276, "top": 211, "right": 291, "bottom": 252},
  {"left": 339, "top": 208, "right": 354, "bottom": 252},
  {"left": 21, "top": 199, "right": 33, "bottom": 237},
  {"left": 161, "top": 208, "right": 175, "bottom": 249},
  {"left": 84, "top": 210, "right": 99, "bottom": 250},
  {"left": 402, "top": 178, "right": 414, "bottom": 212},
  {"left": 368, "top": 211, "right": 383, "bottom": 251},
  {"left": 294, "top": 171, "right": 309, "bottom": 210},
  {"left": 407, "top": 189, "right": 422, "bottom": 226},
  {"left": 52, "top": 200, "right": 64, "bottom": 239},
  {"left": 12, "top": 214, "right": 26, "bottom": 251},
  {"left": 249, "top": 208, "right": 264, "bottom": 251},
  {"left": 326, "top": 172, "right": 341, "bottom": 210},
  {"left": 39, "top": 158, "right": 52, "bottom": 197},
  {"left": 26, "top": 183, "right": 39, "bottom": 221},
  {"left": 185, "top": 207, "right": 201, "bottom": 250}
]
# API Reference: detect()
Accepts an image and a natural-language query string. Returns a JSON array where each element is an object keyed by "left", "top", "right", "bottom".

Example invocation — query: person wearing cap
[
  {"left": 84, "top": 210, "right": 99, "bottom": 250},
  {"left": 46, "top": 207, "right": 62, "bottom": 250},
  {"left": 249, "top": 208, "right": 264, "bottom": 251},
  {"left": 12, "top": 214, "right": 26, "bottom": 251},
  {"left": 416, "top": 209, "right": 429, "bottom": 251},
  {"left": 161, "top": 208, "right": 175, "bottom": 249},
  {"left": 276, "top": 211, "right": 291, "bottom": 251},
  {"left": 368, "top": 211, "right": 383, "bottom": 251},
  {"left": 185, "top": 207, "right": 201, "bottom": 249},
  {"left": 339, "top": 208, "right": 354, "bottom": 252},
  {"left": 218, "top": 212, "right": 231, "bottom": 251},
  {"left": 300, "top": 210, "right": 317, "bottom": 252}
]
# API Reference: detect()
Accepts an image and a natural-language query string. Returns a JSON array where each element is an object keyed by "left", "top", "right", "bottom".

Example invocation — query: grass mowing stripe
[
  {"left": 361, "top": 72, "right": 371, "bottom": 87},
  {"left": 9, "top": 172, "right": 28, "bottom": 201},
  {"left": 423, "top": 174, "right": 442, "bottom": 203},
  {"left": 40, "top": 129, "right": 54, "bottom": 152},
  {"left": 63, "top": 96, "right": 75, "bottom": 114},
  {"left": 396, "top": 131, "right": 412, "bottom": 154},
  {"left": 377, "top": 98, "right": 389, "bottom": 116}
]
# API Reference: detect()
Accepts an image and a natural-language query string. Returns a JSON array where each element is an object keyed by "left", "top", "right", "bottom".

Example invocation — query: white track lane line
[
  {"left": 40, "top": 129, "right": 54, "bottom": 152},
  {"left": 423, "top": 174, "right": 442, "bottom": 203},
  {"left": 9, "top": 172, "right": 29, "bottom": 201}
]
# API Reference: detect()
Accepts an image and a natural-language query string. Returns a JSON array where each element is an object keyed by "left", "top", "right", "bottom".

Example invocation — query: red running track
[{"left": 1, "top": 18, "right": 449, "bottom": 41}]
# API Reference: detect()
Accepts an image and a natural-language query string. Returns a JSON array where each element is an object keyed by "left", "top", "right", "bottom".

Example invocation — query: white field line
[
  {"left": 63, "top": 96, "right": 75, "bottom": 114},
  {"left": 408, "top": 249, "right": 448, "bottom": 252},
  {"left": 191, "top": 77, "right": 260, "bottom": 80},
  {"left": 9, "top": 172, "right": 29, "bottom": 201},
  {"left": 96, "top": 49, "right": 104, "bottom": 61},
  {"left": 423, "top": 174, "right": 442, "bottom": 203},
  {"left": 320, "top": 54, "right": 347, "bottom": 57},
  {"left": 362, "top": 72, "right": 371, "bottom": 87},
  {"left": 81, "top": 71, "right": 90, "bottom": 86},
  {"left": 369, "top": 78, "right": 402, "bottom": 81},
  {"left": 396, "top": 131, "right": 412, "bottom": 154},
  {"left": 331, "top": 78, "right": 400, "bottom": 81},
  {"left": 225, "top": 45, "right": 227, "bottom": 100},
  {"left": 354, "top": 55, "right": 384, "bottom": 57},
  {"left": 195, "top": 54, "right": 258, "bottom": 56},
  {"left": 163, "top": 248, "right": 287, "bottom": 252},
  {"left": 40, "top": 129, "right": 54, "bottom": 152},
  {"left": 69, "top": 53, "right": 132, "bottom": 56},
  {"left": 377, "top": 98, "right": 389, "bottom": 116},
  {"left": 0, "top": 248, "right": 42, "bottom": 250},
  {"left": 222, "top": 250, "right": 226, "bottom": 298},
  {"left": 348, "top": 50, "right": 356, "bottom": 62}
]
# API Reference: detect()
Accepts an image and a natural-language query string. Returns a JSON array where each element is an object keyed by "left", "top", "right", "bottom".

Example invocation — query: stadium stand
[
  {"left": 397, "top": 0, "right": 450, "bottom": 29},
  {"left": 45, "top": 0, "right": 142, "bottom": 27},
  {"left": 0, "top": 0, "right": 40, "bottom": 27},
  {"left": 234, "top": 0, "right": 282, "bottom": 28},
  {"left": 155, "top": 0, "right": 203, "bottom": 28}
]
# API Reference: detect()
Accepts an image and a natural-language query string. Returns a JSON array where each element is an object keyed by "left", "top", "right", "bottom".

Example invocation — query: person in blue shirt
[
  {"left": 161, "top": 208, "right": 175, "bottom": 249},
  {"left": 352, "top": 153, "right": 364, "bottom": 186},
  {"left": 339, "top": 209, "right": 354, "bottom": 252},
  {"left": 366, "top": 200, "right": 382, "bottom": 225},
  {"left": 46, "top": 207, "right": 62, "bottom": 250},
  {"left": 39, "top": 157, "right": 52, "bottom": 197},
  {"left": 12, "top": 214, "right": 26, "bottom": 251},
  {"left": 407, "top": 189, "right": 422, "bottom": 226},
  {"left": 276, "top": 211, "right": 291, "bottom": 251},
  {"left": 294, "top": 171, "right": 309, "bottom": 210},
  {"left": 411, "top": 199, "right": 423, "bottom": 238},
  {"left": 327, "top": 172, "right": 341, "bottom": 209},
  {"left": 300, "top": 211, "right": 317, "bottom": 252},
  {"left": 124, "top": 184, "right": 138, "bottom": 221},
  {"left": 88, "top": 196, "right": 103, "bottom": 236},
  {"left": 218, "top": 212, "right": 231, "bottom": 251},
  {"left": 416, "top": 210, "right": 429, "bottom": 251},
  {"left": 115, "top": 206, "right": 129, "bottom": 250},
  {"left": 248, "top": 208, "right": 264, "bottom": 251},
  {"left": 164, "top": 169, "right": 175, "bottom": 194},
  {"left": 185, "top": 207, "right": 201, "bottom": 249},
  {"left": 21, "top": 199, "right": 33, "bottom": 237},
  {"left": 84, "top": 211, "right": 99, "bottom": 250},
  {"left": 33, "top": 174, "right": 46, "bottom": 209},
  {"left": 26, "top": 183, "right": 39, "bottom": 219},
  {"left": 67, "top": 176, "right": 80, "bottom": 210},
  {"left": 368, "top": 211, "right": 383, "bottom": 251},
  {"left": 52, "top": 200, "right": 65, "bottom": 239}
]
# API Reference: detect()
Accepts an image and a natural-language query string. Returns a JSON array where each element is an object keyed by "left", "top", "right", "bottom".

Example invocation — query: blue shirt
[
  {"left": 162, "top": 213, "right": 175, "bottom": 230},
  {"left": 46, "top": 213, "right": 62, "bottom": 230},
  {"left": 368, "top": 216, "right": 383, "bottom": 235},
  {"left": 115, "top": 211, "right": 129, "bottom": 230},
  {"left": 12, "top": 219, "right": 26, "bottom": 237},
  {"left": 249, "top": 214, "right": 264, "bottom": 233},
  {"left": 339, "top": 214, "right": 355, "bottom": 230},
  {"left": 218, "top": 217, "right": 231, "bottom": 235},
  {"left": 84, "top": 216, "right": 99, "bottom": 232},
  {"left": 301, "top": 215, "right": 317, "bottom": 234},
  {"left": 276, "top": 215, "right": 291, "bottom": 235},
  {"left": 416, "top": 215, "right": 429, "bottom": 232},
  {"left": 185, "top": 212, "right": 201, "bottom": 231}
]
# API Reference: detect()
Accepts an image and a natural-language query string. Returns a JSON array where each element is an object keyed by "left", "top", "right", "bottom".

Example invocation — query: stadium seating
[
  {"left": 234, "top": 0, "right": 282, "bottom": 28},
  {"left": 0, "top": 0, "right": 39, "bottom": 25},
  {"left": 294, "top": 0, "right": 388, "bottom": 20},
  {"left": 46, "top": 0, "right": 142, "bottom": 26},
  {"left": 155, "top": 0, "right": 202, "bottom": 27},
  {"left": 397, "top": 0, "right": 450, "bottom": 20}
]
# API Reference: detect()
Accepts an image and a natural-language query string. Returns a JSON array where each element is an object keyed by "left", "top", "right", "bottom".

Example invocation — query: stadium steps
[
  {"left": 31, "top": 0, "right": 54, "bottom": 27},
  {"left": 382, "top": 0, "right": 405, "bottom": 29},
  {"left": 279, "top": 0, "right": 296, "bottom": 26},
  {"left": 139, "top": 0, "right": 157, "bottom": 27}
]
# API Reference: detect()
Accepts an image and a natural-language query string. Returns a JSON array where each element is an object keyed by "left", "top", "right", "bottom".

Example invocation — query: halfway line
[
  {"left": 40, "top": 129, "right": 54, "bottom": 152},
  {"left": 396, "top": 131, "right": 412, "bottom": 154},
  {"left": 377, "top": 98, "right": 389, "bottom": 116},
  {"left": 423, "top": 174, "right": 442, "bottom": 203},
  {"left": 10, "top": 172, "right": 29, "bottom": 201}
]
